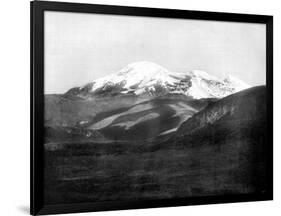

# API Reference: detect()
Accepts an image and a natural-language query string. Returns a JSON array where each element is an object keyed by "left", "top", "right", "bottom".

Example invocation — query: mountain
[
  {"left": 45, "top": 61, "right": 252, "bottom": 140},
  {"left": 65, "top": 61, "right": 250, "bottom": 99}
]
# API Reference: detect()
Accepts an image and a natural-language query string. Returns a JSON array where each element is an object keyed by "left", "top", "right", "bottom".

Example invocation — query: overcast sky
[{"left": 45, "top": 11, "right": 266, "bottom": 94}]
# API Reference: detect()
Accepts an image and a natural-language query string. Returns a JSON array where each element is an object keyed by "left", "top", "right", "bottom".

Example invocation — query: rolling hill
[{"left": 45, "top": 94, "right": 216, "bottom": 142}]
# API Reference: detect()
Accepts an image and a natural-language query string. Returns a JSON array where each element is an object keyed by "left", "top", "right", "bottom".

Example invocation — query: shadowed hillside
[{"left": 176, "top": 86, "right": 266, "bottom": 136}]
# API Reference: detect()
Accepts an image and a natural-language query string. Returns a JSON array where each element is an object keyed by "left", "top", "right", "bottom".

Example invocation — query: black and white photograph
[
  {"left": 0, "top": 0, "right": 278, "bottom": 215},
  {"left": 42, "top": 10, "right": 270, "bottom": 205}
]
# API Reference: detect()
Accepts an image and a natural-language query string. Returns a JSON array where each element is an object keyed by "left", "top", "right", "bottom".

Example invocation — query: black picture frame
[{"left": 31, "top": 1, "right": 273, "bottom": 215}]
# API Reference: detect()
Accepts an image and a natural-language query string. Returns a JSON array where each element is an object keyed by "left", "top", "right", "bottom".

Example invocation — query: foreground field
[{"left": 44, "top": 120, "right": 267, "bottom": 204}]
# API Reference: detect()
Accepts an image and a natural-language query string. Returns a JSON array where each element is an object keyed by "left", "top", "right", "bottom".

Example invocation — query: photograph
[
  {"left": 0, "top": 0, "right": 278, "bottom": 215},
  {"left": 43, "top": 10, "right": 269, "bottom": 206}
]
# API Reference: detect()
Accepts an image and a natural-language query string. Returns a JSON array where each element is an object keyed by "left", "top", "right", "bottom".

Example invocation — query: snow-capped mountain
[{"left": 66, "top": 61, "right": 250, "bottom": 99}]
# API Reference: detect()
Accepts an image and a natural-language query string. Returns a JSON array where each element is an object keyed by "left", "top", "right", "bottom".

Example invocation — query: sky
[{"left": 44, "top": 11, "right": 266, "bottom": 94}]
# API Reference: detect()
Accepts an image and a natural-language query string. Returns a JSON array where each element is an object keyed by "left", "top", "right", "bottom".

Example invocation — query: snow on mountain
[
  {"left": 68, "top": 61, "right": 251, "bottom": 99},
  {"left": 223, "top": 74, "right": 251, "bottom": 92}
]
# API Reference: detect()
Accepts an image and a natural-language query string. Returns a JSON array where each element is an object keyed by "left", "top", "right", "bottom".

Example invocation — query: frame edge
[{"left": 30, "top": 1, "right": 274, "bottom": 215}]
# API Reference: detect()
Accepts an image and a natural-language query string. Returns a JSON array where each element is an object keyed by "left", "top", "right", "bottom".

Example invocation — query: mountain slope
[
  {"left": 91, "top": 97, "right": 215, "bottom": 140},
  {"left": 176, "top": 86, "right": 266, "bottom": 137},
  {"left": 65, "top": 61, "right": 250, "bottom": 99},
  {"left": 45, "top": 93, "right": 141, "bottom": 128},
  {"left": 45, "top": 94, "right": 216, "bottom": 142}
]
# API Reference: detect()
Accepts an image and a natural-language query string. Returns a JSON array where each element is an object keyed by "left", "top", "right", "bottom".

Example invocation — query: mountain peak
[
  {"left": 118, "top": 61, "right": 169, "bottom": 76},
  {"left": 114, "top": 61, "right": 174, "bottom": 94}
]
